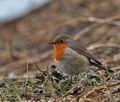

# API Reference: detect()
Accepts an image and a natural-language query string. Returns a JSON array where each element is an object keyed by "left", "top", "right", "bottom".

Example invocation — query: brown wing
[{"left": 68, "top": 40, "right": 106, "bottom": 70}]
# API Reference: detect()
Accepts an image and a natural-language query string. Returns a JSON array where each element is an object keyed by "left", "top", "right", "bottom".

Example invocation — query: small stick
[{"left": 87, "top": 43, "right": 120, "bottom": 50}]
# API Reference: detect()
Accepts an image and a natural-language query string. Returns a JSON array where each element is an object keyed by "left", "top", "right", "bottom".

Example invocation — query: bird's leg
[
  {"left": 75, "top": 74, "right": 80, "bottom": 84},
  {"left": 70, "top": 75, "right": 73, "bottom": 81},
  {"left": 65, "top": 75, "right": 73, "bottom": 89},
  {"left": 71, "top": 75, "right": 79, "bottom": 84}
]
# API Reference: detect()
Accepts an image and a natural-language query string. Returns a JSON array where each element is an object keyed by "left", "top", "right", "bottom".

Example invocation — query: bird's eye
[{"left": 60, "top": 39, "right": 64, "bottom": 43}]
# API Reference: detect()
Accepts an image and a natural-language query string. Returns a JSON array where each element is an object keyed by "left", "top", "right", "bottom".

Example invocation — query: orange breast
[{"left": 53, "top": 43, "right": 68, "bottom": 60}]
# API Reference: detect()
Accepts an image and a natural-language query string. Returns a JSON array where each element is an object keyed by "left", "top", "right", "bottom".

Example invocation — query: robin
[{"left": 50, "top": 34, "right": 107, "bottom": 76}]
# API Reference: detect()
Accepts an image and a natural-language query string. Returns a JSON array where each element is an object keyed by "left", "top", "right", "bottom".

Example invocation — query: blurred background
[{"left": 0, "top": 0, "right": 120, "bottom": 79}]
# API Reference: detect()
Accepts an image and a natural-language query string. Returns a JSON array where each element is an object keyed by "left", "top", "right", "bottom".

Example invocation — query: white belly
[{"left": 54, "top": 47, "right": 90, "bottom": 76}]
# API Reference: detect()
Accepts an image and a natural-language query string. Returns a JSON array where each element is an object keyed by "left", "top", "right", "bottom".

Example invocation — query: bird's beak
[{"left": 49, "top": 41, "right": 55, "bottom": 44}]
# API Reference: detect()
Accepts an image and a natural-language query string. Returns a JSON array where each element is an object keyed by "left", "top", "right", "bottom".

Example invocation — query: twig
[
  {"left": 113, "top": 70, "right": 120, "bottom": 76},
  {"left": 84, "top": 15, "right": 120, "bottom": 26},
  {"left": 111, "top": 66, "right": 120, "bottom": 71},
  {"left": 75, "top": 15, "right": 120, "bottom": 40},
  {"left": 25, "top": 56, "right": 30, "bottom": 102},
  {"left": 107, "top": 81, "right": 120, "bottom": 87},
  {"left": 84, "top": 85, "right": 106, "bottom": 98},
  {"left": 0, "top": 51, "right": 51, "bottom": 78},
  {"left": 61, "top": 83, "right": 83, "bottom": 98},
  {"left": 103, "top": 83, "right": 113, "bottom": 101},
  {"left": 111, "top": 86, "right": 120, "bottom": 94},
  {"left": 74, "top": 23, "right": 100, "bottom": 40},
  {"left": 87, "top": 17, "right": 120, "bottom": 26},
  {"left": 32, "top": 63, "right": 48, "bottom": 78},
  {"left": 87, "top": 43, "right": 120, "bottom": 50},
  {"left": 79, "top": 98, "right": 96, "bottom": 102}
]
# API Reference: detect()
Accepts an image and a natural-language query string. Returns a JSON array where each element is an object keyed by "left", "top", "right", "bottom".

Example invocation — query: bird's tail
[{"left": 90, "top": 61, "right": 113, "bottom": 74}]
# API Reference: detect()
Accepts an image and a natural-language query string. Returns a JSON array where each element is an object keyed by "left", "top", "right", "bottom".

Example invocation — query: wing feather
[{"left": 68, "top": 40, "right": 106, "bottom": 70}]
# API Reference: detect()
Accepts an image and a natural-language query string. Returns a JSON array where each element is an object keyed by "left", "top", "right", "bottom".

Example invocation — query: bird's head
[
  {"left": 50, "top": 34, "right": 74, "bottom": 49},
  {"left": 50, "top": 34, "right": 73, "bottom": 60}
]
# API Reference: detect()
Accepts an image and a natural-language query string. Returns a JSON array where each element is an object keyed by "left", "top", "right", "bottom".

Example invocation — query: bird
[{"left": 50, "top": 34, "right": 108, "bottom": 76}]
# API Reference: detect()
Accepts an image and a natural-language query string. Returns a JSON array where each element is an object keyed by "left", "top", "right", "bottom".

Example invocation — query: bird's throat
[{"left": 53, "top": 43, "right": 68, "bottom": 60}]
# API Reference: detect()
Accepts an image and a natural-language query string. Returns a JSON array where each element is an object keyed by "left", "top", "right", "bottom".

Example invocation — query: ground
[{"left": 0, "top": 0, "right": 120, "bottom": 101}]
